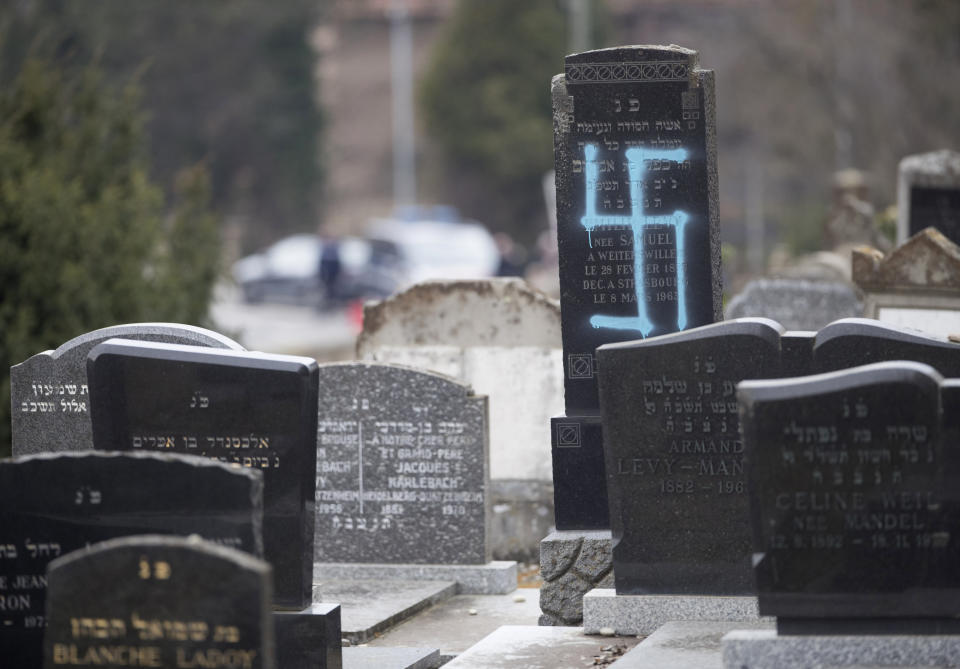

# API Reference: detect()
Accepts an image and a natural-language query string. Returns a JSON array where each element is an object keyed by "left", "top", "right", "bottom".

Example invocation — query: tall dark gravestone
[
  {"left": 43, "top": 535, "right": 275, "bottom": 669},
  {"left": 739, "top": 362, "right": 960, "bottom": 633},
  {"left": 10, "top": 323, "right": 243, "bottom": 457},
  {"left": 542, "top": 46, "right": 722, "bottom": 626},
  {"left": 87, "top": 339, "right": 319, "bottom": 611},
  {"left": 314, "top": 363, "right": 489, "bottom": 564},
  {"left": 0, "top": 452, "right": 263, "bottom": 669},
  {"left": 549, "top": 44, "right": 721, "bottom": 531},
  {"left": 598, "top": 319, "right": 783, "bottom": 594}
]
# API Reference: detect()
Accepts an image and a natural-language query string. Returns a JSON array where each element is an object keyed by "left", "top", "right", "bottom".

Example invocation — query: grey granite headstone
[
  {"left": 10, "top": 323, "right": 243, "bottom": 457},
  {"left": 896, "top": 149, "right": 960, "bottom": 245},
  {"left": 0, "top": 451, "right": 263, "bottom": 668},
  {"left": 314, "top": 363, "right": 490, "bottom": 565},
  {"left": 43, "top": 535, "right": 275, "bottom": 669},
  {"left": 724, "top": 278, "right": 863, "bottom": 331}
]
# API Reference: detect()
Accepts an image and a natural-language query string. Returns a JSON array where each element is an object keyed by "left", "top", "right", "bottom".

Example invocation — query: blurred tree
[
  {"left": 0, "top": 58, "right": 219, "bottom": 457},
  {"left": 419, "top": 0, "right": 572, "bottom": 246},
  {"left": 0, "top": 0, "right": 324, "bottom": 252}
]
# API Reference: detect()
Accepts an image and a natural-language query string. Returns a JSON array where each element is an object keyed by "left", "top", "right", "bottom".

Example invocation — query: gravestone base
[
  {"left": 314, "top": 561, "right": 517, "bottom": 595},
  {"left": 275, "top": 603, "right": 342, "bottom": 669},
  {"left": 538, "top": 530, "right": 612, "bottom": 626},
  {"left": 613, "top": 620, "right": 774, "bottom": 668},
  {"left": 582, "top": 588, "right": 763, "bottom": 636},
  {"left": 722, "top": 629, "right": 960, "bottom": 669},
  {"left": 313, "top": 579, "right": 457, "bottom": 644},
  {"left": 438, "top": 625, "right": 641, "bottom": 669},
  {"left": 342, "top": 646, "right": 441, "bottom": 669}
]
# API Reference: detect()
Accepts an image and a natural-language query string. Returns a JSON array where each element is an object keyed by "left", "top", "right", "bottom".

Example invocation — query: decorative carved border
[{"left": 565, "top": 61, "right": 689, "bottom": 84}]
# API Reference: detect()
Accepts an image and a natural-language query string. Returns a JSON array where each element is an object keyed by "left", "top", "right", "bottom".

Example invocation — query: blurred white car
[
  {"left": 232, "top": 234, "right": 323, "bottom": 304},
  {"left": 366, "top": 217, "right": 500, "bottom": 285}
]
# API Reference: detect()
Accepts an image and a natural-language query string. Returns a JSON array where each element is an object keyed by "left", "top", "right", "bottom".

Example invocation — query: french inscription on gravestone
[
  {"left": 553, "top": 44, "right": 721, "bottom": 413},
  {"left": 0, "top": 451, "right": 263, "bottom": 668},
  {"left": 314, "top": 363, "right": 489, "bottom": 565},
  {"left": 740, "top": 362, "right": 960, "bottom": 634},
  {"left": 597, "top": 319, "right": 783, "bottom": 594},
  {"left": 43, "top": 535, "right": 275, "bottom": 669},
  {"left": 87, "top": 339, "right": 318, "bottom": 610},
  {"left": 10, "top": 323, "right": 243, "bottom": 457}
]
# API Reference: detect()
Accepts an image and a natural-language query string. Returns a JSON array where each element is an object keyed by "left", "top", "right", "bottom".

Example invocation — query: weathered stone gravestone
[
  {"left": 896, "top": 149, "right": 960, "bottom": 245},
  {"left": 853, "top": 227, "right": 960, "bottom": 337},
  {"left": 313, "top": 363, "right": 515, "bottom": 596},
  {"left": 724, "top": 361, "right": 960, "bottom": 667},
  {"left": 0, "top": 451, "right": 263, "bottom": 669},
  {"left": 86, "top": 339, "right": 318, "bottom": 611},
  {"left": 357, "top": 278, "right": 562, "bottom": 561},
  {"left": 10, "top": 323, "right": 243, "bottom": 457},
  {"left": 43, "top": 535, "right": 275, "bottom": 669},
  {"left": 725, "top": 278, "right": 863, "bottom": 331},
  {"left": 584, "top": 317, "right": 960, "bottom": 635},
  {"left": 542, "top": 43, "right": 722, "bottom": 626}
]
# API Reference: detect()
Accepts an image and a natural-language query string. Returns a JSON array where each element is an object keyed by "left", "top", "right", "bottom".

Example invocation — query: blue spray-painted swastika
[{"left": 581, "top": 143, "right": 689, "bottom": 336}]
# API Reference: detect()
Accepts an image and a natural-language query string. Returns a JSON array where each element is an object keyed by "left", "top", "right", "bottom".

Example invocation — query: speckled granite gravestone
[
  {"left": 10, "top": 323, "right": 243, "bottom": 457},
  {"left": 43, "top": 535, "right": 275, "bottom": 669},
  {"left": 0, "top": 451, "right": 263, "bottom": 668},
  {"left": 724, "top": 278, "right": 862, "bottom": 331},
  {"left": 724, "top": 361, "right": 960, "bottom": 667},
  {"left": 543, "top": 44, "right": 722, "bottom": 625},
  {"left": 87, "top": 340, "right": 318, "bottom": 611},
  {"left": 314, "top": 363, "right": 489, "bottom": 565},
  {"left": 598, "top": 319, "right": 784, "bottom": 595}
]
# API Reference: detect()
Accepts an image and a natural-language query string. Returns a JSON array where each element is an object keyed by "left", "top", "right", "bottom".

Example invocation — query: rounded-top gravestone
[{"left": 10, "top": 323, "right": 244, "bottom": 456}]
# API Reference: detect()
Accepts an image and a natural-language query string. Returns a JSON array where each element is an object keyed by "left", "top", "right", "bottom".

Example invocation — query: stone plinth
[
  {"left": 582, "top": 588, "right": 764, "bottom": 636},
  {"left": 538, "top": 530, "right": 612, "bottom": 626},
  {"left": 722, "top": 629, "right": 960, "bottom": 668},
  {"left": 314, "top": 561, "right": 517, "bottom": 595}
]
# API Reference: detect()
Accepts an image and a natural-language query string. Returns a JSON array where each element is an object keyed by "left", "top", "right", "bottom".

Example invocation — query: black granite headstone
[
  {"left": 740, "top": 362, "right": 960, "bottom": 634},
  {"left": 812, "top": 318, "right": 960, "bottom": 377},
  {"left": 43, "top": 535, "right": 275, "bottom": 669},
  {"left": 274, "top": 604, "right": 342, "bottom": 669},
  {"left": 908, "top": 186, "right": 960, "bottom": 243},
  {"left": 10, "top": 323, "right": 243, "bottom": 457},
  {"left": 87, "top": 339, "right": 319, "bottom": 610},
  {"left": 553, "top": 44, "right": 721, "bottom": 413},
  {"left": 597, "top": 319, "right": 784, "bottom": 594},
  {"left": 314, "top": 363, "right": 489, "bottom": 565},
  {"left": 549, "top": 44, "right": 722, "bottom": 532},
  {"left": 0, "top": 451, "right": 263, "bottom": 669},
  {"left": 550, "top": 415, "right": 607, "bottom": 530},
  {"left": 596, "top": 317, "right": 960, "bottom": 595}
]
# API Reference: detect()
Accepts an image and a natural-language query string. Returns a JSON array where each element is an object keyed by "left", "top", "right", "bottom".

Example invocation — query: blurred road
[{"left": 210, "top": 283, "right": 359, "bottom": 361}]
